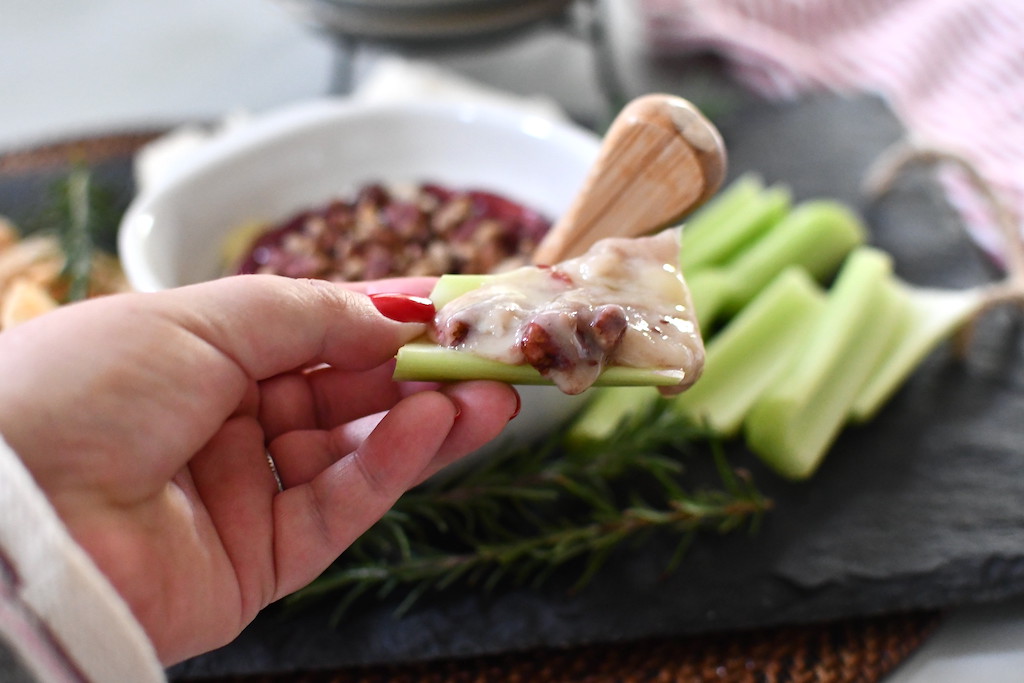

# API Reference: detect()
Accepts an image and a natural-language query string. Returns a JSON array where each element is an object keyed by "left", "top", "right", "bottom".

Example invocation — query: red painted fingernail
[
  {"left": 509, "top": 388, "right": 521, "bottom": 422},
  {"left": 368, "top": 293, "right": 436, "bottom": 324}
]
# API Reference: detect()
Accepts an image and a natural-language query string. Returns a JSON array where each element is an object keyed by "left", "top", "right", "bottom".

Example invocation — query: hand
[{"left": 0, "top": 275, "right": 519, "bottom": 665}]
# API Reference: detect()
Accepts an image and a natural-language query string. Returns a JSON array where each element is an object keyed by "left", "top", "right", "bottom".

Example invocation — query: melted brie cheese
[{"left": 431, "top": 229, "right": 704, "bottom": 395}]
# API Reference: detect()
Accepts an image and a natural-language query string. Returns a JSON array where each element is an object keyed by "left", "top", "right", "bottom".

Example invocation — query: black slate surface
[{"left": 4, "top": 94, "right": 1023, "bottom": 679}]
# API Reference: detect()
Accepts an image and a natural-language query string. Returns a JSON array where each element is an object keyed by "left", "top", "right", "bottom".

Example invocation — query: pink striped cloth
[{"left": 639, "top": 0, "right": 1024, "bottom": 265}]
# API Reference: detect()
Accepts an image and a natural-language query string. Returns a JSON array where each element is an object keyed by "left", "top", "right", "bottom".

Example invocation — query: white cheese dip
[{"left": 431, "top": 229, "right": 704, "bottom": 395}]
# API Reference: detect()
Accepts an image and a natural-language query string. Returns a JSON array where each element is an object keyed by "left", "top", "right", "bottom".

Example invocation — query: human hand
[{"left": 0, "top": 275, "right": 519, "bottom": 665}]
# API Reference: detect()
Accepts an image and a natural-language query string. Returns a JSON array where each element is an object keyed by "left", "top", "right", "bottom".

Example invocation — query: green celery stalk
[
  {"left": 720, "top": 200, "right": 867, "bottom": 315},
  {"left": 674, "top": 267, "right": 826, "bottom": 437},
  {"left": 564, "top": 386, "right": 663, "bottom": 444},
  {"left": 743, "top": 247, "right": 904, "bottom": 480},
  {"left": 681, "top": 182, "right": 791, "bottom": 272},
  {"left": 685, "top": 269, "right": 733, "bottom": 332},
  {"left": 849, "top": 282, "right": 984, "bottom": 423},
  {"left": 676, "top": 174, "right": 763, "bottom": 264},
  {"left": 393, "top": 342, "right": 688, "bottom": 387},
  {"left": 428, "top": 274, "right": 489, "bottom": 307}
]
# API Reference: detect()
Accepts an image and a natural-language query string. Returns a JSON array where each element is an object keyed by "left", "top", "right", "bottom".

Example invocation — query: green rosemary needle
[{"left": 288, "top": 402, "right": 771, "bottom": 620}]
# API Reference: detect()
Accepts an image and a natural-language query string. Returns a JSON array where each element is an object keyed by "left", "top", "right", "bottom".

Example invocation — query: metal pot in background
[
  {"left": 274, "top": 0, "right": 624, "bottom": 124},
  {"left": 276, "top": 0, "right": 576, "bottom": 43}
]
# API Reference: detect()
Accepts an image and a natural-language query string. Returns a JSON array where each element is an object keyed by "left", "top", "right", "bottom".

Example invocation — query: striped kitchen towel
[{"left": 640, "top": 0, "right": 1024, "bottom": 265}]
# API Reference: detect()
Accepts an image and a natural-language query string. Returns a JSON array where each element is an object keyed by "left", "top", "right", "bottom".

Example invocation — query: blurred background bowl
[{"left": 118, "top": 96, "right": 602, "bottom": 447}]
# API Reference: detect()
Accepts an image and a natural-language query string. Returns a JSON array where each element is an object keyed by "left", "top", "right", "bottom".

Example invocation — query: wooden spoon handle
[{"left": 532, "top": 94, "right": 727, "bottom": 265}]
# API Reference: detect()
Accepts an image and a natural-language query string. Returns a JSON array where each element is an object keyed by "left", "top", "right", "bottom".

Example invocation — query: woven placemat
[
  {"left": 0, "top": 129, "right": 168, "bottom": 173},
  {"left": 194, "top": 611, "right": 940, "bottom": 683}
]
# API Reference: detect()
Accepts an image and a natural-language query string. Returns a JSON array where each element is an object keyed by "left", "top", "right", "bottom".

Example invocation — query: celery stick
[
  {"left": 743, "top": 248, "right": 903, "bottom": 480},
  {"left": 393, "top": 342, "right": 688, "bottom": 387},
  {"left": 681, "top": 185, "right": 791, "bottom": 272},
  {"left": 751, "top": 247, "right": 892, "bottom": 411},
  {"left": 721, "top": 200, "right": 867, "bottom": 314},
  {"left": 409, "top": 241, "right": 700, "bottom": 390},
  {"left": 685, "top": 268, "right": 733, "bottom": 332},
  {"left": 850, "top": 282, "right": 984, "bottom": 423},
  {"left": 674, "top": 268, "right": 826, "bottom": 437},
  {"left": 677, "top": 174, "right": 763, "bottom": 261},
  {"left": 565, "top": 386, "right": 663, "bottom": 443},
  {"left": 429, "top": 274, "right": 488, "bottom": 308}
]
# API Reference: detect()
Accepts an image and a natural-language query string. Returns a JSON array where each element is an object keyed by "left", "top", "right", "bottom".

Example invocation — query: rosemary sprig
[
  {"left": 288, "top": 402, "right": 770, "bottom": 621},
  {"left": 58, "top": 167, "right": 96, "bottom": 302},
  {"left": 32, "top": 165, "right": 120, "bottom": 303}
]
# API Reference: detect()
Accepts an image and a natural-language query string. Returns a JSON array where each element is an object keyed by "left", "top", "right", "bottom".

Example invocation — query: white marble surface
[
  {"left": 886, "top": 596, "right": 1024, "bottom": 682},
  {"left": 2, "top": 1, "right": 1023, "bottom": 680}
]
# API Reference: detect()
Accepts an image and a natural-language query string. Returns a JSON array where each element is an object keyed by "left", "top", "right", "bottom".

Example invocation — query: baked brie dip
[{"left": 396, "top": 229, "right": 705, "bottom": 396}]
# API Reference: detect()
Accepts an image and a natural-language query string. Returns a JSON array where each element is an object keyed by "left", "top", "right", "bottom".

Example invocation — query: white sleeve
[{"left": 0, "top": 433, "right": 166, "bottom": 682}]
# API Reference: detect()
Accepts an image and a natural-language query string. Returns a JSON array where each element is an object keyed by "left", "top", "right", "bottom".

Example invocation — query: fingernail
[
  {"left": 509, "top": 388, "right": 521, "bottom": 422},
  {"left": 368, "top": 293, "right": 436, "bottom": 324},
  {"left": 443, "top": 393, "right": 462, "bottom": 420}
]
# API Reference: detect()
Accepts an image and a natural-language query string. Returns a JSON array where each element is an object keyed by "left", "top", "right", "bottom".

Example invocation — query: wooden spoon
[{"left": 532, "top": 93, "right": 727, "bottom": 265}]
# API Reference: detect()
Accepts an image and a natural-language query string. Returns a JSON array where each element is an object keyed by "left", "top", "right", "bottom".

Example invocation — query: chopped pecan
[
  {"left": 233, "top": 183, "right": 550, "bottom": 283},
  {"left": 437, "top": 318, "right": 472, "bottom": 347},
  {"left": 586, "top": 305, "right": 628, "bottom": 352},
  {"left": 520, "top": 321, "right": 570, "bottom": 373}
]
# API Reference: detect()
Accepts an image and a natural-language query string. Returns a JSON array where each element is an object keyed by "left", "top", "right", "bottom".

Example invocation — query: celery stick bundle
[
  {"left": 570, "top": 174, "right": 1001, "bottom": 481},
  {"left": 741, "top": 247, "right": 903, "bottom": 479},
  {"left": 734, "top": 245, "right": 986, "bottom": 479},
  {"left": 570, "top": 175, "right": 868, "bottom": 447},
  {"left": 674, "top": 267, "right": 825, "bottom": 438},
  {"left": 682, "top": 176, "right": 866, "bottom": 330}
]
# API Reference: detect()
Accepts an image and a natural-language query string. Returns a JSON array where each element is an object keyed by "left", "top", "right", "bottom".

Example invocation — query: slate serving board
[{"left": 3, "top": 95, "right": 1022, "bottom": 679}]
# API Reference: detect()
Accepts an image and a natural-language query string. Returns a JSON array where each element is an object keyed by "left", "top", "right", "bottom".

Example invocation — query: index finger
[{"left": 157, "top": 274, "right": 426, "bottom": 381}]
